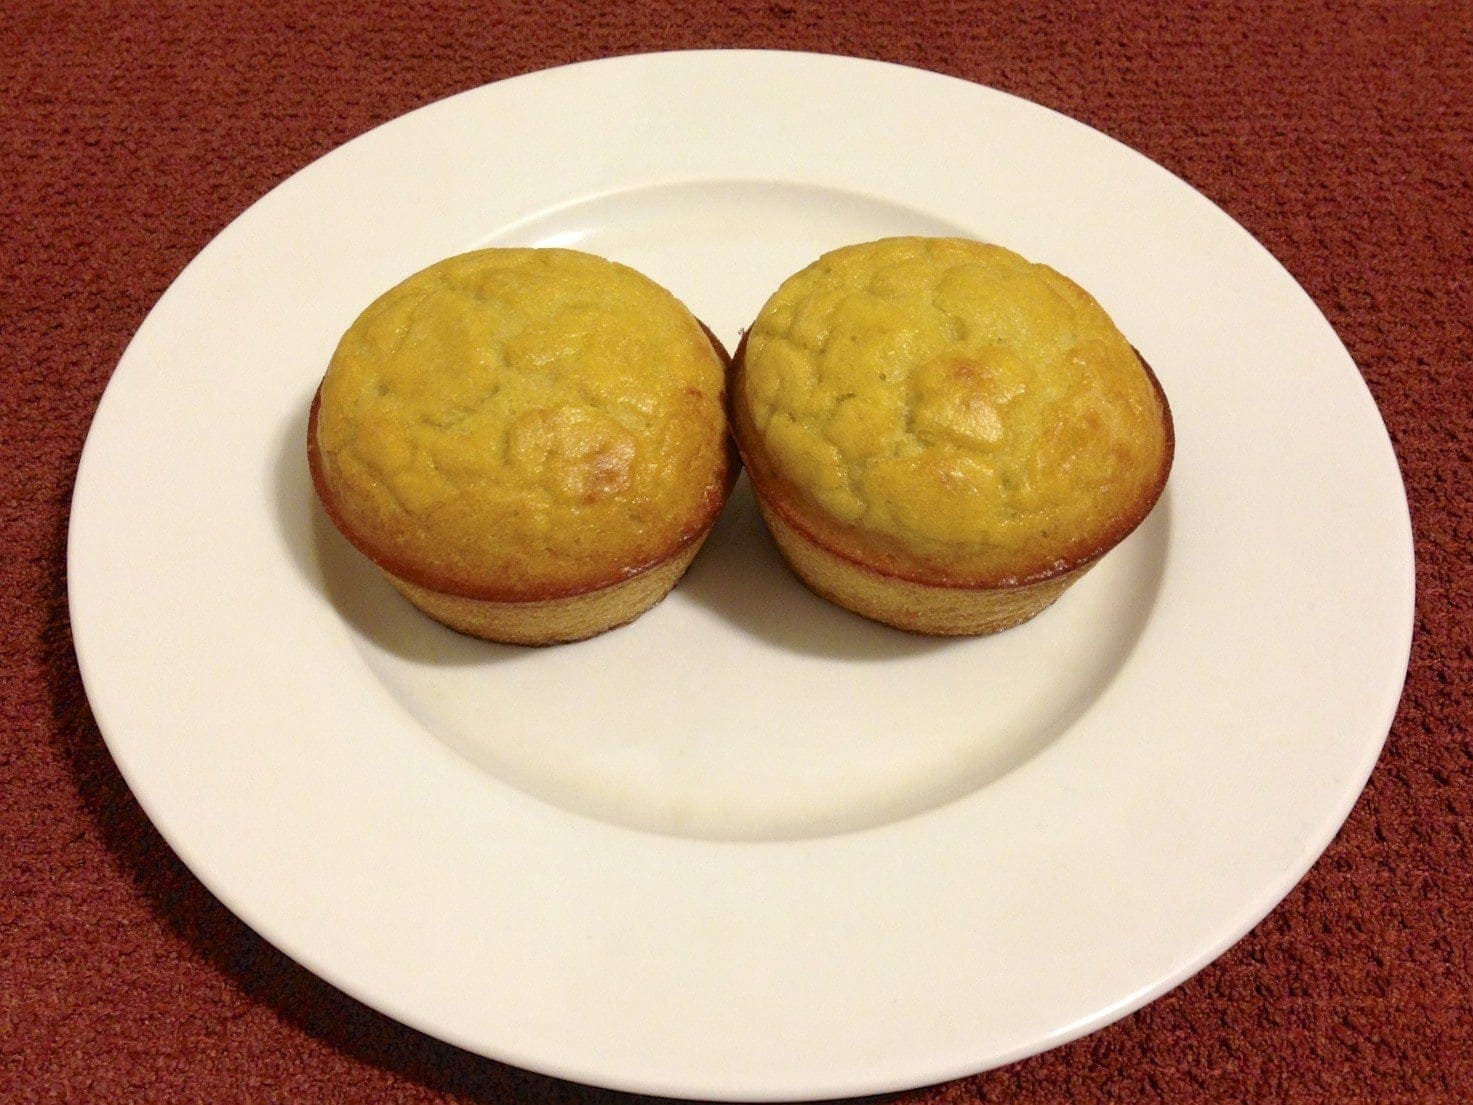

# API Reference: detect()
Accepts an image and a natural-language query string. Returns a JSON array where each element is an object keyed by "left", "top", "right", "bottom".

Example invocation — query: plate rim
[{"left": 67, "top": 48, "right": 1416, "bottom": 1100}]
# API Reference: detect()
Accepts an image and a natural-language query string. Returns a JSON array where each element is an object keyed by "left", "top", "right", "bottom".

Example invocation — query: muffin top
[
  {"left": 736, "top": 237, "right": 1172, "bottom": 586},
  {"left": 310, "top": 248, "right": 731, "bottom": 600}
]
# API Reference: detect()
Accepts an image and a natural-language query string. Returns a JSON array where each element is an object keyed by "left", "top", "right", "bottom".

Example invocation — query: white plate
[{"left": 69, "top": 51, "right": 1414, "bottom": 1099}]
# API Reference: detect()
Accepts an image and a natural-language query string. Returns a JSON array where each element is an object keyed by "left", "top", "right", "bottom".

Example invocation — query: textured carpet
[{"left": 3, "top": 1, "right": 1470, "bottom": 1101}]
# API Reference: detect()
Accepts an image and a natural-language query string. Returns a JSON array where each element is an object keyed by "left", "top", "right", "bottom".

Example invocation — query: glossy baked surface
[
  {"left": 311, "top": 248, "right": 730, "bottom": 599},
  {"left": 737, "top": 237, "right": 1172, "bottom": 585}
]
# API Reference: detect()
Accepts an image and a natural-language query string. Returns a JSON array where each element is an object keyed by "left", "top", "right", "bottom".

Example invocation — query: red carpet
[{"left": 3, "top": 1, "right": 1469, "bottom": 1100}]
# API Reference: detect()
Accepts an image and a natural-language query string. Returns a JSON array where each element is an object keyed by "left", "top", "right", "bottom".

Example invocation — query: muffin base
[
  {"left": 756, "top": 499, "right": 1093, "bottom": 636},
  {"left": 381, "top": 534, "right": 710, "bottom": 646}
]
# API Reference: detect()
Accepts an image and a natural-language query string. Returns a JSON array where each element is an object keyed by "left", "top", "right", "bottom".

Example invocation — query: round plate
[{"left": 69, "top": 51, "right": 1414, "bottom": 1099}]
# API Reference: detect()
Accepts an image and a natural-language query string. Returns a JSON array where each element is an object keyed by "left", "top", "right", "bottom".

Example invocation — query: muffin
[
  {"left": 308, "top": 247, "right": 736, "bottom": 645},
  {"left": 730, "top": 237, "right": 1173, "bottom": 636}
]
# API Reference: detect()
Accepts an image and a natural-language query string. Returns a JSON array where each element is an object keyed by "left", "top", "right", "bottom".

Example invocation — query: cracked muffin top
[
  {"left": 309, "top": 248, "right": 731, "bottom": 601},
  {"left": 733, "top": 237, "right": 1172, "bottom": 586}
]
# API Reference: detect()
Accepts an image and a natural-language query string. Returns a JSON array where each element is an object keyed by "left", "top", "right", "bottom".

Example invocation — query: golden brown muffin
[
  {"left": 730, "top": 237, "right": 1173, "bottom": 635},
  {"left": 309, "top": 247, "right": 735, "bottom": 644}
]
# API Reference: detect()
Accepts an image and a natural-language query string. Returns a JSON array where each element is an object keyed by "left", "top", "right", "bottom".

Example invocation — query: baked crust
[
  {"left": 308, "top": 248, "right": 735, "bottom": 642},
  {"left": 729, "top": 237, "right": 1173, "bottom": 634}
]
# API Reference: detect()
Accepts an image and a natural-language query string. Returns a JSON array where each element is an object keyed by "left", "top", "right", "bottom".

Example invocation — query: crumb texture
[
  {"left": 314, "top": 248, "right": 728, "bottom": 597},
  {"left": 742, "top": 237, "right": 1170, "bottom": 582}
]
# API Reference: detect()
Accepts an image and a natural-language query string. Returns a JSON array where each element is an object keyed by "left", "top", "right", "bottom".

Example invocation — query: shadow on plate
[
  {"left": 273, "top": 397, "right": 525, "bottom": 669},
  {"left": 275, "top": 393, "right": 943, "bottom": 666},
  {"left": 677, "top": 477, "right": 948, "bottom": 661},
  {"left": 272, "top": 386, "right": 1170, "bottom": 697},
  {"left": 513, "top": 490, "right": 1173, "bottom": 842}
]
